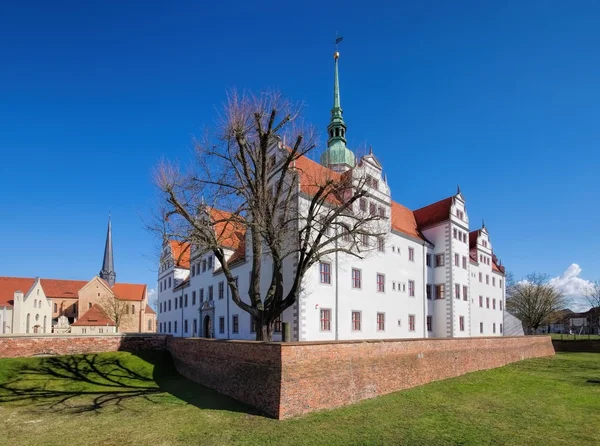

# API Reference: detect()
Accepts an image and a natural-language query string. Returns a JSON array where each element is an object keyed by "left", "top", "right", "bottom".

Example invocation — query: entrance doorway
[{"left": 203, "top": 315, "right": 212, "bottom": 338}]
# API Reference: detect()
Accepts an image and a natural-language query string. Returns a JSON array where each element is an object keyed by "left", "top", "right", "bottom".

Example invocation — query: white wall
[{"left": 12, "top": 279, "right": 52, "bottom": 334}]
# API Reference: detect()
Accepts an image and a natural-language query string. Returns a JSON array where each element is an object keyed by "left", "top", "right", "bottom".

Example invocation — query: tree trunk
[{"left": 255, "top": 321, "right": 274, "bottom": 341}]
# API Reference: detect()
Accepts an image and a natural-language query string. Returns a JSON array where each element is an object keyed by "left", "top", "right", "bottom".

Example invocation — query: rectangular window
[
  {"left": 435, "top": 254, "right": 444, "bottom": 267},
  {"left": 426, "top": 284, "right": 432, "bottom": 300},
  {"left": 178, "top": 296, "right": 182, "bottom": 309},
  {"left": 352, "top": 311, "right": 361, "bottom": 331},
  {"left": 435, "top": 284, "right": 445, "bottom": 299},
  {"left": 408, "top": 247, "right": 414, "bottom": 262},
  {"left": 479, "top": 272, "right": 482, "bottom": 282},
  {"left": 359, "top": 198, "right": 366, "bottom": 212},
  {"left": 457, "top": 209, "right": 464, "bottom": 220},
  {"left": 184, "top": 319, "right": 188, "bottom": 333},
  {"left": 320, "top": 262, "right": 331, "bottom": 284},
  {"left": 377, "top": 313, "right": 385, "bottom": 331},
  {"left": 184, "top": 294, "right": 188, "bottom": 307},
  {"left": 459, "top": 316, "right": 465, "bottom": 331},
  {"left": 408, "top": 315, "right": 415, "bottom": 332},
  {"left": 192, "top": 291, "right": 196, "bottom": 306},
  {"left": 426, "top": 315, "right": 432, "bottom": 332},
  {"left": 453, "top": 228, "right": 457, "bottom": 239},
  {"left": 320, "top": 309, "right": 331, "bottom": 331},
  {"left": 199, "top": 288, "right": 204, "bottom": 303},
  {"left": 500, "top": 300, "right": 503, "bottom": 311},
  {"left": 455, "top": 283, "right": 460, "bottom": 299},
  {"left": 362, "top": 233, "right": 369, "bottom": 246},
  {"left": 408, "top": 280, "right": 415, "bottom": 297},
  {"left": 218, "top": 281, "right": 224, "bottom": 299},
  {"left": 168, "top": 322, "right": 171, "bottom": 333},
  {"left": 168, "top": 300, "right": 171, "bottom": 311},
  {"left": 160, "top": 282, "right": 163, "bottom": 292},
  {"left": 493, "top": 323, "right": 496, "bottom": 334},
  {"left": 480, "top": 322, "right": 483, "bottom": 334},
  {"left": 486, "top": 275, "right": 489, "bottom": 285},
  {"left": 219, "top": 317, "right": 225, "bottom": 334},
  {"left": 369, "top": 203, "right": 376, "bottom": 216},
  {"left": 377, "top": 273, "right": 385, "bottom": 292},
  {"left": 492, "top": 277, "right": 496, "bottom": 287},
  {"left": 479, "top": 295, "right": 483, "bottom": 307},
  {"left": 250, "top": 316, "right": 256, "bottom": 333},
  {"left": 378, "top": 207, "right": 385, "bottom": 218},
  {"left": 202, "top": 259, "right": 207, "bottom": 272},
  {"left": 352, "top": 268, "right": 362, "bottom": 289},
  {"left": 174, "top": 321, "right": 177, "bottom": 333},
  {"left": 174, "top": 299, "right": 177, "bottom": 310},
  {"left": 377, "top": 237, "right": 385, "bottom": 252},
  {"left": 232, "top": 315, "right": 239, "bottom": 333},
  {"left": 168, "top": 277, "right": 171, "bottom": 288},
  {"left": 493, "top": 299, "right": 496, "bottom": 310},
  {"left": 208, "top": 285, "right": 213, "bottom": 301},
  {"left": 208, "top": 256, "right": 213, "bottom": 268},
  {"left": 486, "top": 297, "right": 490, "bottom": 308},
  {"left": 426, "top": 254, "right": 431, "bottom": 267},
  {"left": 193, "top": 319, "right": 197, "bottom": 335},
  {"left": 500, "top": 323, "right": 503, "bottom": 334},
  {"left": 274, "top": 316, "right": 282, "bottom": 333},
  {"left": 454, "top": 253, "right": 459, "bottom": 267},
  {"left": 463, "top": 285, "right": 468, "bottom": 301},
  {"left": 462, "top": 256, "right": 467, "bottom": 269}
]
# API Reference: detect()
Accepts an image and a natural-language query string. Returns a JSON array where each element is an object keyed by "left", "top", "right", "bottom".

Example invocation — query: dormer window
[{"left": 366, "top": 175, "right": 379, "bottom": 190}]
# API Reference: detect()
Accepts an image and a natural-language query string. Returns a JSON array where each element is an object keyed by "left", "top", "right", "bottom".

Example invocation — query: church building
[
  {"left": 0, "top": 218, "right": 156, "bottom": 334},
  {"left": 156, "top": 51, "right": 506, "bottom": 341}
]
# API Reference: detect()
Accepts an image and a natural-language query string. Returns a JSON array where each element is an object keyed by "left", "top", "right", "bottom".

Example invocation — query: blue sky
[{"left": 1, "top": 1, "right": 598, "bottom": 307}]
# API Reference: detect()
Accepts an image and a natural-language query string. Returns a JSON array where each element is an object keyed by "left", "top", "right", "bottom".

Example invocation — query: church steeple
[
  {"left": 99, "top": 214, "right": 116, "bottom": 287},
  {"left": 320, "top": 50, "right": 355, "bottom": 172}
]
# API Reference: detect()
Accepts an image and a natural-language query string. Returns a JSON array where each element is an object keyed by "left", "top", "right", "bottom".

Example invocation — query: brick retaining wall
[
  {"left": 0, "top": 334, "right": 168, "bottom": 358},
  {"left": 167, "top": 335, "right": 554, "bottom": 419}
]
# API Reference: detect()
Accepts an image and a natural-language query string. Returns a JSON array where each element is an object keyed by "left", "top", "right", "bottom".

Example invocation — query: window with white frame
[
  {"left": 376, "top": 273, "right": 385, "bottom": 292},
  {"left": 320, "top": 309, "right": 331, "bottom": 331},
  {"left": 352, "top": 268, "right": 361, "bottom": 289},
  {"left": 377, "top": 313, "right": 385, "bottom": 331},
  {"left": 408, "top": 280, "right": 415, "bottom": 297},
  {"left": 320, "top": 262, "right": 331, "bottom": 284},
  {"left": 352, "top": 311, "right": 361, "bottom": 331}
]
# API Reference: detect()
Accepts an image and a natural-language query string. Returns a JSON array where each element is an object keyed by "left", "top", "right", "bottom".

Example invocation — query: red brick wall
[
  {"left": 167, "top": 335, "right": 554, "bottom": 419},
  {"left": 0, "top": 334, "right": 168, "bottom": 358},
  {"left": 166, "top": 337, "right": 282, "bottom": 417}
]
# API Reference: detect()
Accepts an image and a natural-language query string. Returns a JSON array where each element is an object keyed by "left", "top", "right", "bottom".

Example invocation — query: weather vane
[{"left": 334, "top": 33, "right": 344, "bottom": 52}]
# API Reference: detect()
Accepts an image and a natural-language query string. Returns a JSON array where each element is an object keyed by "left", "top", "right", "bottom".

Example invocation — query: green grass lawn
[{"left": 0, "top": 351, "right": 598, "bottom": 446}]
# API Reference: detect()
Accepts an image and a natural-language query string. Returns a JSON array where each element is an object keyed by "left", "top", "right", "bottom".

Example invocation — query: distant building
[
  {"left": 543, "top": 307, "right": 600, "bottom": 334},
  {"left": 0, "top": 218, "right": 156, "bottom": 334},
  {"left": 71, "top": 304, "right": 117, "bottom": 335},
  {"left": 156, "top": 52, "right": 507, "bottom": 341}
]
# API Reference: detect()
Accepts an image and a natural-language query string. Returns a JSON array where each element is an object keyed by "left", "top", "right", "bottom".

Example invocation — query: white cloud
[
  {"left": 548, "top": 264, "right": 593, "bottom": 312},
  {"left": 147, "top": 288, "right": 157, "bottom": 309}
]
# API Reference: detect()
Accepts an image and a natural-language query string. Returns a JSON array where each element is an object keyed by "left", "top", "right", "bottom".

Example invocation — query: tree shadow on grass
[{"left": 0, "top": 351, "right": 257, "bottom": 416}]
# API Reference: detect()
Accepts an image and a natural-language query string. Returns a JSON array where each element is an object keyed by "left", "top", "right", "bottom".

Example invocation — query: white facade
[
  {"left": 156, "top": 166, "right": 506, "bottom": 342},
  {"left": 10, "top": 278, "right": 53, "bottom": 334}
]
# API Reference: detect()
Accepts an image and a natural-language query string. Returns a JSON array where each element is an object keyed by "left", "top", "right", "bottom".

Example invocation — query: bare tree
[
  {"left": 153, "top": 90, "right": 385, "bottom": 340},
  {"left": 506, "top": 273, "right": 568, "bottom": 334},
  {"left": 582, "top": 280, "right": 600, "bottom": 333},
  {"left": 99, "top": 296, "right": 130, "bottom": 332}
]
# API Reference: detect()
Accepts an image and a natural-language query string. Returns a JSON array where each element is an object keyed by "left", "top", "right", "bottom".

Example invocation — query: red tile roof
[
  {"left": 71, "top": 304, "right": 115, "bottom": 327},
  {"left": 0, "top": 277, "right": 147, "bottom": 306},
  {"left": 294, "top": 155, "right": 344, "bottom": 205},
  {"left": 112, "top": 283, "right": 147, "bottom": 301},
  {"left": 145, "top": 304, "right": 156, "bottom": 315},
  {"left": 469, "top": 230, "right": 480, "bottom": 249},
  {"left": 390, "top": 201, "right": 427, "bottom": 242},
  {"left": 413, "top": 196, "right": 453, "bottom": 229},
  {"left": 209, "top": 208, "right": 246, "bottom": 252},
  {"left": 170, "top": 240, "right": 191, "bottom": 268}
]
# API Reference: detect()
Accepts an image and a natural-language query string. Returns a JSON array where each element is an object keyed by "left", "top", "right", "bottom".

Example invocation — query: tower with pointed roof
[
  {"left": 320, "top": 51, "right": 355, "bottom": 172},
  {"left": 99, "top": 215, "right": 116, "bottom": 287}
]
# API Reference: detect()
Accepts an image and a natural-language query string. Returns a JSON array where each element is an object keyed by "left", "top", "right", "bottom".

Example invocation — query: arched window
[
  {"left": 131, "top": 305, "right": 135, "bottom": 314},
  {"left": 34, "top": 299, "right": 37, "bottom": 308},
  {"left": 26, "top": 314, "right": 31, "bottom": 333},
  {"left": 44, "top": 316, "right": 47, "bottom": 333},
  {"left": 335, "top": 128, "right": 339, "bottom": 137}
]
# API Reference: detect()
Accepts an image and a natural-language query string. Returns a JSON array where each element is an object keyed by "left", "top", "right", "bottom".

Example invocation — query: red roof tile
[
  {"left": 170, "top": 240, "right": 191, "bottom": 268},
  {"left": 71, "top": 304, "right": 115, "bottom": 327},
  {"left": 469, "top": 230, "right": 480, "bottom": 249},
  {"left": 208, "top": 208, "right": 246, "bottom": 252},
  {"left": 390, "top": 201, "right": 427, "bottom": 242},
  {"left": 112, "top": 283, "right": 146, "bottom": 302},
  {"left": 293, "top": 155, "right": 343, "bottom": 205},
  {"left": 0, "top": 277, "right": 34, "bottom": 307},
  {"left": 145, "top": 304, "right": 156, "bottom": 315},
  {"left": 413, "top": 196, "right": 453, "bottom": 229}
]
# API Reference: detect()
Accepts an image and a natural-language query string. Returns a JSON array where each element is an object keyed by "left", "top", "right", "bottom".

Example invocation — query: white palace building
[{"left": 156, "top": 52, "right": 507, "bottom": 341}]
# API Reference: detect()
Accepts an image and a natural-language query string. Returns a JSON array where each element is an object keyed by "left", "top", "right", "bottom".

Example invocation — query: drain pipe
[{"left": 335, "top": 223, "right": 339, "bottom": 341}]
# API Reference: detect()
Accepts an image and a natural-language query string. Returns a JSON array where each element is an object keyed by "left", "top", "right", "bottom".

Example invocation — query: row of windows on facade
[
  {"left": 319, "top": 310, "right": 503, "bottom": 335},
  {"left": 159, "top": 276, "right": 173, "bottom": 292},
  {"left": 190, "top": 255, "right": 214, "bottom": 278},
  {"left": 158, "top": 314, "right": 281, "bottom": 335},
  {"left": 79, "top": 328, "right": 107, "bottom": 334},
  {"left": 453, "top": 227, "right": 468, "bottom": 243},
  {"left": 160, "top": 258, "right": 175, "bottom": 273},
  {"left": 159, "top": 279, "right": 238, "bottom": 313}
]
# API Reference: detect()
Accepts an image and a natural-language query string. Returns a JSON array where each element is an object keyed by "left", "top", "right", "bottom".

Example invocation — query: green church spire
[{"left": 320, "top": 51, "right": 355, "bottom": 171}]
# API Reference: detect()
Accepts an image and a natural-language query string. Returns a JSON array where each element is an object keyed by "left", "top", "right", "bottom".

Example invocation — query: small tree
[
  {"left": 153, "top": 90, "right": 385, "bottom": 340},
  {"left": 582, "top": 280, "right": 600, "bottom": 334},
  {"left": 506, "top": 273, "right": 568, "bottom": 334},
  {"left": 99, "top": 295, "right": 130, "bottom": 332}
]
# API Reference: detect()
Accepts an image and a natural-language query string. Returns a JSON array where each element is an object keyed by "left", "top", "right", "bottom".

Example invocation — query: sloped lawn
[{"left": 0, "top": 350, "right": 598, "bottom": 446}]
